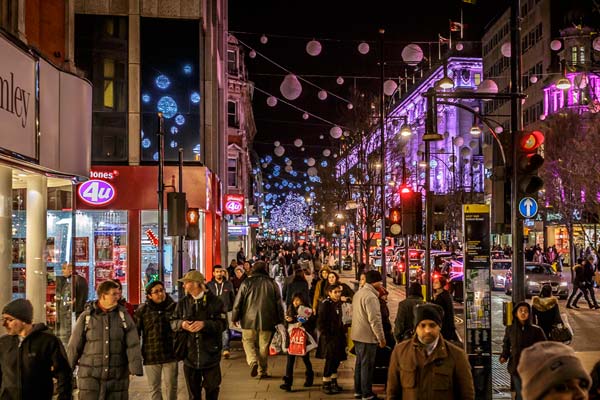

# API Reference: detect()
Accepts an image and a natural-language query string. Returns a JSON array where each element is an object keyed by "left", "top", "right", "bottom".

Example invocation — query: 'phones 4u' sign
[{"left": 78, "top": 180, "right": 116, "bottom": 206}]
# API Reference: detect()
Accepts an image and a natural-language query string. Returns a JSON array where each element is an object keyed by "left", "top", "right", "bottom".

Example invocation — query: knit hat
[
  {"left": 413, "top": 303, "right": 444, "bottom": 328},
  {"left": 518, "top": 341, "right": 591, "bottom": 400},
  {"left": 145, "top": 280, "right": 164, "bottom": 295},
  {"left": 365, "top": 270, "right": 382, "bottom": 284},
  {"left": 2, "top": 299, "right": 33, "bottom": 324},
  {"left": 408, "top": 282, "right": 423, "bottom": 297},
  {"left": 177, "top": 270, "right": 205, "bottom": 283}
]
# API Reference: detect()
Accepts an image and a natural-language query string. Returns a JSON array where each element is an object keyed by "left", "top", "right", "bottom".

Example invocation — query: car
[
  {"left": 504, "top": 262, "right": 569, "bottom": 299},
  {"left": 491, "top": 259, "right": 512, "bottom": 290},
  {"left": 342, "top": 256, "right": 353, "bottom": 270}
]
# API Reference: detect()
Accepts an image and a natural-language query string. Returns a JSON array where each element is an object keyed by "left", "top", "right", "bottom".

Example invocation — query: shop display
[{"left": 75, "top": 237, "right": 89, "bottom": 262}]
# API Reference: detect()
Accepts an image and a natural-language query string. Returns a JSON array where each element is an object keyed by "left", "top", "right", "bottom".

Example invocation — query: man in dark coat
[
  {"left": 232, "top": 260, "right": 284, "bottom": 378},
  {"left": 68, "top": 280, "right": 143, "bottom": 400},
  {"left": 171, "top": 270, "right": 227, "bottom": 400},
  {"left": 55, "top": 262, "right": 89, "bottom": 341},
  {"left": 206, "top": 264, "right": 236, "bottom": 359},
  {"left": 573, "top": 255, "right": 600, "bottom": 309},
  {"left": 567, "top": 258, "right": 591, "bottom": 308},
  {"left": 0, "top": 299, "right": 72, "bottom": 400},
  {"left": 500, "top": 301, "right": 546, "bottom": 400},
  {"left": 135, "top": 280, "right": 178, "bottom": 400},
  {"left": 432, "top": 275, "right": 459, "bottom": 342},
  {"left": 394, "top": 282, "right": 424, "bottom": 342}
]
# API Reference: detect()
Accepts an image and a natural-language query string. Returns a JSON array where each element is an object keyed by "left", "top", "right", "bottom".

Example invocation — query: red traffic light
[
  {"left": 400, "top": 186, "right": 413, "bottom": 195},
  {"left": 520, "top": 130, "right": 544, "bottom": 152}
]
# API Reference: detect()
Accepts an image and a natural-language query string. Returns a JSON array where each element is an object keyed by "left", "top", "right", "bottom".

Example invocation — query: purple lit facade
[{"left": 543, "top": 72, "right": 600, "bottom": 116}]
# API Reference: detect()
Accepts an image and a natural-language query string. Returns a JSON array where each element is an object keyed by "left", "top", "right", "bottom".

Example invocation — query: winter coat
[
  {"left": 283, "top": 278, "right": 309, "bottom": 306},
  {"left": 171, "top": 291, "right": 227, "bottom": 370},
  {"left": 500, "top": 301, "right": 547, "bottom": 375},
  {"left": 311, "top": 278, "right": 329, "bottom": 312},
  {"left": 316, "top": 297, "right": 347, "bottom": 361},
  {"left": 0, "top": 324, "right": 72, "bottom": 400},
  {"left": 206, "top": 278, "right": 235, "bottom": 311},
  {"left": 231, "top": 272, "right": 246, "bottom": 294},
  {"left": 135, "top": 295, "right": 176, "bottom": 365},
  {"left": 232, "top": 270, "right": 284, "bottom": 331},
  {"left": 67, "top": 302, "right": 143, "bottom": 400},
  {"left": 393, "top": 295, "right": 424, "bottom": 342},
  {"left": 55, "top": 273, "right": 89, "bottom": 314},
  {"left": 386, "top": 335, "right": 475, "bottom": 400},
  {"left": 432, "top": 289, "right": 459, "bottom": 342},
  {"left": 350, "top": 284, "right": 385, "bottom": 344},
  {"left": 531, "top": 296, "right": 562, "bottom": 339},
  {"left": 573, "top": 263, "right": 586, "bottom": 285}
]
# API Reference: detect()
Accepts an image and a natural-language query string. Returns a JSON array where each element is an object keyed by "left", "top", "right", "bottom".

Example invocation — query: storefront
[
  {"left": 75, "top": 165, "right": 221, "bottom": 304},
  {"left": 0, "top": 31, "right": 92, "bottom": 337}
]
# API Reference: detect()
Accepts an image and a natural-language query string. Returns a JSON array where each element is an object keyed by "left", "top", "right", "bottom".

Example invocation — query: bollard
[{"left": 503, "top": 301, "right": 513, "bottom": 326}]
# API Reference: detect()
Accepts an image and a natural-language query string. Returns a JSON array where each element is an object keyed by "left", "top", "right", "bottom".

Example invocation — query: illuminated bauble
[
  {"left": 453, "top": 136, "right": 464, "bottom": 147},
  {"left": 530, "top": 75, "right": 538, "bottom": 84},
  {"left": 157, "top": 96, "right": 178, "bottom": 118},
  {"left": 301, "top": 147, "right": 305, "bottom": 151},
  {"left": 285, "top": 160, "right": 292, "bottom": 166},
  {"left": 550, "top": 40, "right": 562, "bottom": 51},
  {"left": 594, "top": 37, "right": 600, "bottom": 51},
  {"left": 261, "top": 163, "right": 268, "bottom": 168},
  {"left": 330, "top": 126, "right": 343, "bottom": 139},
  {"left": 285, "top": 165, "right": 293, "bottom": 173},
  {"left": 456, "top": 43, "right": 464, "bottom": 51},
  {"left": 333, "top": 153, "right": 338, "bottom": 158},
  {"left": 249, "top": 49, "right": 257, "bottom": 58},
  {"left": 190, "top": 92, "right": 201, "bottom": 104},
  {"left": 274, "top": 141, "right": 280, "bottom": 147},
  {"left": 306, "top": 40, "right": 322, "bottom": 56},
  {"left": 347, "top": 103, "right": 354, "bottom": 110},
  {"left": 294, "top": 138, "right": 303, "bottom": 147},
  {"left": 358, "top": 42, "right": 370, "bottom": 54},
  {"left": 501, "top": 42, "right": 511, "bottom": 57},
  {"left": 460, "top": 147, "right": 471, "bottom": 157},
  {"left": 343, "top": 130, "right": 350, "bottom": 137},
  {"left": 540, "top": 114, "right": 546, "bottom": 121},
  {"left": 280, "top": 74, "right": 302, "bottom": 100},
  {"left": 323, "top": 149, "right": 331, "bottom": 157},
  {"left": 307, "top": 167, "right": 318, "bottom": 176},
  {"left": 307, "top": 158, "right": 316, "bottom": 167},
  {"left": 155, "top": 75, "right": 171, "bottom": 89},
  {"left": 267, "top": 96, "right": 278, "bottom": 107},
  {"left": 260, "top": 34, "right": 268, "bottom": 44},
  {"left": 319, "top": 134, "right": 324, "bottom": 139},
  {"left": 274, "top": 146, "right": 285, "bottom": 157},
  {"left": 318, "top": 90, "right": 328, "bottom": 100},
  {"left": 142, "top": 138, "right": 151, "bottom": 149},
  {"left": 383, "top": 79, "right": 398, "bottom": 96},
  {"left": 336, "top": 76, "right": 344, "bottom": 85},
  {"left": 469, "top": 140, "right": 479, "bottom": 149},
  {"left": 494, "top": 126, "right": 504, "bottom": 134},
  {"left": 401, "top": 43, "right": 424, "bottom": 66},
  {"left": 477, "top": 79, "right": 498, "bottom": 94},
  {"left": 302, "top": 112, "right": 309, "bottom": 120}
]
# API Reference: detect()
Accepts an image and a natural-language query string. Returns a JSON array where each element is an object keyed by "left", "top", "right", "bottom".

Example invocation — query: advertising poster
[
  {"left": 45, "top": 237, "right": 56, "bottom": 263},
  {"left": 94, "top": 266, "right": 113, "bottom": 288},
  {"left": 95, "top": 235, "right": 113, "bottom": 262},
  {"left": 74, "top": 237, "right": 89, "bottom": 263}
]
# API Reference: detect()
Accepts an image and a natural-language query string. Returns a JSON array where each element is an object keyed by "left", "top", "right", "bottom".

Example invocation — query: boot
[
  {"left": 322, "top": 381, "right": 334, "bottom": 395},
  {"left": 279, "top": 376, "right": 292, "bottom": 392},
  {"left": 330, "top": 378, "right": 343, "bottom": 393},
  {"left": 304, "top": 370, "right": 314, "bottom": 387}
]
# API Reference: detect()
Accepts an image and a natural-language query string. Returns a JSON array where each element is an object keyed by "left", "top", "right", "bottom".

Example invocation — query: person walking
[
  {"left": 311, "top": 265, "right": 332, "bottom": 314},
  {"left": 316, "top": 284, "right": 347, "bottom": 395},
  {"left": 232, "top": 260, "right": 284, "bottom": 378},
  {"left": 573, "top": 255, "right": 600, "bottom": 309},
  {"left": 55, "top": 262, "right": 89, "bottom": 341},
  {"left": 567, "top": 258, "right": 591, "bottom": 309},
  {"left": 499, "top": 302, "right": 546, "bottom": 400},
  {"left": 67, "top": 280, "right": 143, "bottom": 400},
  {"left": 0, "top": 299, "right": 72, "bottom": 399},
  {"left": 432, "top": 275, "right": 460, "bottom": 343},
  {"left": 135, "top": 280, "right": 178, "bottom": 400},
  {"left": 206, "top": 264, "right": 236, "bottom": 359},
  {"left": 171, "top": 270, "right": 227, "bottom": 400},
  {"left": 280, "top": 292, "right": 315, "bottom": 392},
  {"left": 351, "top": 270, "right": 386, "bottom": 400},
  {"left": 531, "top": 284, "right": 562, "bottom": 340},
  {"left": 282, "top": 265, "right": 310, "bottom": 307},
  {"left": 393, "top": 282, "right": 424, "bottom": 342},
  {"left": 386, "top": 303, "right": 475, "bottom": 400},
  {"left": 226, "top": 259, "right": 238, "bottom": 280},
  {"left": 326, "top": 271, "right": 354, "bottom": 302}
]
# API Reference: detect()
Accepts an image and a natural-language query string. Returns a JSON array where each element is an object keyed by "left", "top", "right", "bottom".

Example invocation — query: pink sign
[
  {"left": 224, "top": 194, "right": 244, "bottom": 215},
  {"left": 78, "top": 179, "right": 116, "bottom": 206}
]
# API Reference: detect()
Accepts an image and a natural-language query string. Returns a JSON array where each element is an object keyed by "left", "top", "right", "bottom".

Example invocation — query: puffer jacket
[
  {"left": 67, "top": 302, "right": 143, "bottom": 400},
  {"left": 500, "top": 301, "right": 546, "bottom": 375},
  {"left": 531, "top": 296, "right": 562, "bottom": 339},
  {"left": 135, "top": 295, "right": 176, "bottom": 365},
  {"left": 0, "top": 324, "right": 72, "bottom": 400},
  {"left": 232, "top": 270, "right": 284, "bottom": 331},
  {"left": 393, "top": 295, "right": 424, "bottom": 342},
  {"left": 171, "top": 290, "right": 227, "bottom": 369}
]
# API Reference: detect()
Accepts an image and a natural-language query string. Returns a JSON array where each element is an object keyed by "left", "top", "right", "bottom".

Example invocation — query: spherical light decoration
[
  {"left": 274, "top": 146, "right": 285, "bottom": 157},
  {"left": 142, "top": 138, "right": 151, "bottom": 149},
  {"left": 383, "top": 79, "right": 398, "bottom": 96},
  {"left": 285, "top": 159, "right": 292, "bottom": 166},
  {"left": 358, "top": 42, "right": 370, "bottom": 54},
  {"left": 500, "top": 42, "right": 511, "bottom": 57},
  {"left": 460, "top": 147, "right": 471, "bottom": 157},
  {"left": 477, "top": 79, "right": 499, "bottom": 94},
  {"left": 343, "top": 130, "right": 350, "bottom": 137},
  {"left": 153, "top": 152, "right": 159, "bottom": 161},
  {"left": 170, "top": 126, "right": 178, "bottom": 135},
  {"left": 260, "top": 34, "right": 268, "bottom": 44},
  {"left": 401, "top": 43, "right": 424, "bottom": 66},
  {"left": 142, "top": 93, "right": 151, "bottom": 103},
  {"left": 453, "top": 136, "right": 464, "bottom": 147},
  {"left": 550, "top": 40, "right": 562, "bottom": 51},
  {"left": 593, "top": 37, "right": 600, "bottom": 52},
  {"left": 170, "top": 140, "right": 178, "bottom": 148},
  {"left": 330, "top": 126, "right": 343, "bottom": 139},
  {"left": 155, "top": 75, "right": 171, "bottom": 89},
  {"left": 347, "top": 103, "right": 354, "bottom": 110},
  {"left": 456, "top": 43, "right": 464, "bottom": 51},
  {"left": 301, "top": 147, "right": 305, "bottom": 152},
  {"left": 306, "top": 40, "right": 322, "bottom": 56},
  {"left": 494, "top": 126, "right": 504, "bottom": 134},
  {"left": 323, "top": 149, "right": 331, "bottom": 157},
  {"left": 307, "top": 158, "right": 316, "bottom": 167},
  {"left": 302, "top": 112, "right": 309, "bottom": 120},
  {"left": 183, "top": 65, "right": 192, "bottom": 75},
  {"left": 336, "top": 76, "right": 344, "bottom": 85},
  {"left": 530, "top": 75, "right": 538, "bottom": 84},
  {"left": 266, "top": 96, "right": 278, "bottom": 107},
  {"left": 261, "top": 163, "right": 268, "bottom": 169},
  {"left": 274, "top": 141, "right": 280, "bottom": 147},
  {"left": 469, "top": 140, "right": 479, "bottom": 149},
  {"left": 318, "top": 90, "right": 328, "bottom": 100},
  {"left": 294, "top": 138, "right": 303, "bottom": 147},
  {"left": 285, "top": 165, "right": 293, "bottom": 173},
  {"left": 157, "top": 96, "right": 178, "bottom": 118},
  {"left": 175, "top": 115, "right": 185, "bottom": 125},
  {"left": 540, "top": 114, "right": 546, "bottom": 121},
  {"left": 307, "top": 167, "right": 318, "bottom": 176},
  {"left": 319, "top": 134, "right": 324, "bottom": 139},
  {"left": 190, "top": 92, "right": 201, "bottom": 104},
  {"left": 333, "top": 153, "right": 338, "bottom": 158},
  {"left": 249, "top": 49, "right": 257, "bottom": 58},
  {"left": 280, "top": 74, "right": 303, "bottom": 100}
]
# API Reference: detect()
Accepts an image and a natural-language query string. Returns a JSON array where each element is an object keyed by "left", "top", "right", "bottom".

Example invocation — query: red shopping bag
[{"left": 287, "top": 327, "right": 307, "bottom": 356}]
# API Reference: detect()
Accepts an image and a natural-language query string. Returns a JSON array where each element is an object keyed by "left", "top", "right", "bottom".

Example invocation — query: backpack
[{"left": 83, "top": 309, "right": 128, "bottom": 335}]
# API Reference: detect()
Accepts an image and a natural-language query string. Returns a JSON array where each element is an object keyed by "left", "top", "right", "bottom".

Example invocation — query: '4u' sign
[{"left": 78, "top": 179, "right": 116, "bottom": 206}]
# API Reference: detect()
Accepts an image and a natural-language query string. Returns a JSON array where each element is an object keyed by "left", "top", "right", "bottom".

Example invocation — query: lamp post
[{"left": 379, "top": 28, "right": 387, "bottom": 287}]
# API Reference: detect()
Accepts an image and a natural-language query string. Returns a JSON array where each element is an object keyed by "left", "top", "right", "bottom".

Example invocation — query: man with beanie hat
[
  {"left": 351, "top": 270, "right": 386, "bottom": 400},
  {"left": 387, "top": 303, "right": 474, "bottom": 400},
  {"left": 0, "top": 299, "right": 73, "bottom": 399},
  {"left": 393, "top": 282, "right": 424, "bottom": 342},
  {"left": 518, "top": 341, "right": 591, "bottom": 400},
  {"left": 500, "top": 301, "right": 547, "bottom": 400}
]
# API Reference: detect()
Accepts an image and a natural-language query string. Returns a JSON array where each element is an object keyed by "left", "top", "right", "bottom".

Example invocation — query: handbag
[
  {"left": 341, "top": 302, "right": 353, "bottom": 325},
  {"left": 550, "top": 323, "right": 573, "bottom": 343},
  {"left": 173, "top": 330, "right": 188, "bottom": 361}
]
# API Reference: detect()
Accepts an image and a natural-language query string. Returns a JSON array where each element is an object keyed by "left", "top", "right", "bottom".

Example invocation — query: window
[
  {"left": 579, "top": 46, "right": 586, "bottom": 64},
  {"left": 571, "top": 46, "right": 579, "bottom": 65},
  {"left": 0, "top": 0, "right": 17, "bottom": 33},
  {"left": 104, "top": 59, "right": 115, "bottom": 109},
  {"left": 228, "top": 158, "right": 238, "bottom": 188},
  {"left": 228, "top": 101, "right": 238, "bottom": 128},
  {"left": 227, "top": 50, "right": 238, "bottom": 75}
]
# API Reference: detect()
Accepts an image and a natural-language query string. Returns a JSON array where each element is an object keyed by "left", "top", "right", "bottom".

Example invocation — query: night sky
[{"left": 228, "top": 0, "right": 509, "bottom": 200}]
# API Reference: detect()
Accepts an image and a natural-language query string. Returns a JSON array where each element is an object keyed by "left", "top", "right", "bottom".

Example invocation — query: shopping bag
[
  {"left": 341, "top": 302, "right": 353, "bottom": 325},
  {"left": 306, "top": 331, "right": 318, "bottom": 353},
  {"left": 287, "top": 327, "right": 308, "bottom": 356},
  {"left": 269, "top": 324, "right": 287, "bottom": 355},
  {"left": 594, "top": 271, "right": 600, "bottom": 287},
  {"left": 550, "top": 323, "right": 573, "bottom": 343}
]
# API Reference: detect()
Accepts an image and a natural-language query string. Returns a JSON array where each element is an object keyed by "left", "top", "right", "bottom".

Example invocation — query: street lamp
[
  {"left": 556, "top": 60, "right": 572, "bottom": 90},
  {"left": 436, "top": 62, "right": 455, "bottom": 90}
]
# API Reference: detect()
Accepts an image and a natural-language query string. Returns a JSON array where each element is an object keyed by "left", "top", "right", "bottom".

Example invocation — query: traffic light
[
  {"left": 167, "top": 192, "right": 187, "bottom": 236},
  {"left": 516, "top": 130, "right": 544, "bottom": 196},
  {"left": 388, "top": 208, "right": 402, "bottom": 237},
  {"left": 400, "top": 187, "right": 422, "bottom": 235},
  {"left": 186, "top": 208, "right": 200, "bottom": 240}
]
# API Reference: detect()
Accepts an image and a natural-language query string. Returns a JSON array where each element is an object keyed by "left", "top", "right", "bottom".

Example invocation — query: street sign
[{"left": 518, "top": 197, "right": 538, "bottom": 218}]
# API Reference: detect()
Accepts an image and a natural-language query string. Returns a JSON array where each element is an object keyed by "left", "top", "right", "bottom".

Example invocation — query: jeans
[
  {"left": 183, "top": 364, "right": 221, "bottom": 400},
  {"left": 512, "top": 373, "right": 523, "bottom": 400},
  {"left": 223, "top": 311, "right": 232, "bottom": 350},
  {"left": 241, "top": 329, "right": 273, "bottom": 374},
  {"left": 144, "top": 361, "right": 178, "bottom": 400},
  {"left": 353, "top": 341, "right": 377, "bottom": 399},
  {"left": 285, "top": 353, "right": 313, "bottom": 382}
]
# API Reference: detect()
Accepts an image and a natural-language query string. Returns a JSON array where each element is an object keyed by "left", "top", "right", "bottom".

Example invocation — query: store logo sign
[
  {"left": 224, "top": 194, "right": 244, "bottom": 215},
  {"left": 78, "top": 180, "right": 116, "bottom": 206}
]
